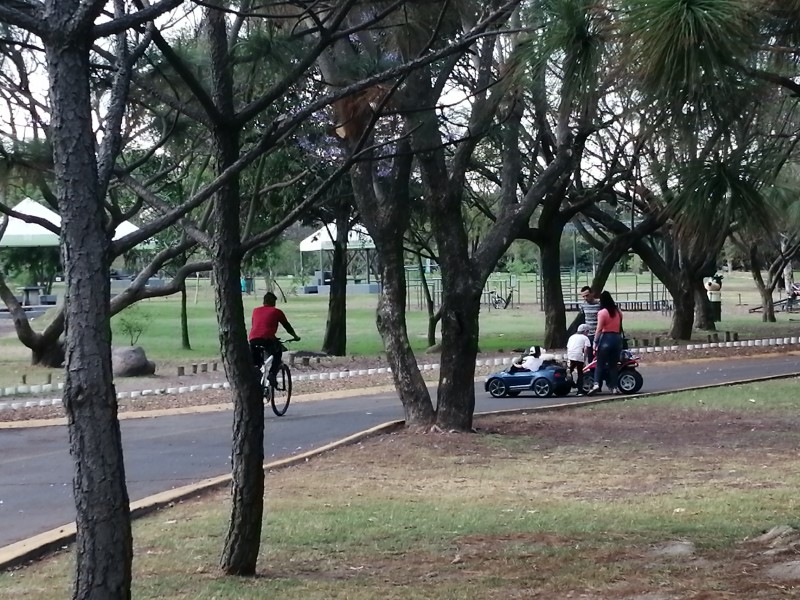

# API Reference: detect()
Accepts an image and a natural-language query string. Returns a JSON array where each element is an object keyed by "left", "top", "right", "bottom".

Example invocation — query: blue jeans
[{"left": 595, "top": 332, "right": 622, "bottom": 390}]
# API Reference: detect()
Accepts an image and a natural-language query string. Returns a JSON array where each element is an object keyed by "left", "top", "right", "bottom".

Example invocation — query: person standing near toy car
[
  {"left": 567, "top": 324, "right": 591, "bottom": 395},
  {"left": 587, "top": 291, "right": 623, "bottom": 396},
  {"left": 579, "top": 286, "right": 600, "bottom": 360}
]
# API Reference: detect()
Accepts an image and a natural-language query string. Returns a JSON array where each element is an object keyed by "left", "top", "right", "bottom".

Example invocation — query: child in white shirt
[{"left": 567, "top": 324, "right": 591, "bottom": 395}]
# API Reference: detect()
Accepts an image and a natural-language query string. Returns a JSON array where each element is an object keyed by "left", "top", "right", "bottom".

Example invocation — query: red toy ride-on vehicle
[{"left": 580, "top": 349, "right": 643, "bottom": 395}]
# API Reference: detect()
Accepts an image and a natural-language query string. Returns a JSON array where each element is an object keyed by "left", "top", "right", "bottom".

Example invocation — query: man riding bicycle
[{"left": 249, "top": 292, "right": 300, "bottom": 387}]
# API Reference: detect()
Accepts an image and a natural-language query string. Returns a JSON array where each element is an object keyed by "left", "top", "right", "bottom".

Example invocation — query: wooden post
[
  {"left": 191, "top": 364, "right": 198, "bottom": 374},
  {"left": 177, "top": 366, "right": 185, "bottom": 376},
  {"left": 302, "top": 357, "right": 311, "bottom": 366},
  {"left": 733, "top": 332, "right": 739, "bottom": 341},
  {"left": 200, "top": 363, "right": 208, "bottom": 373}
]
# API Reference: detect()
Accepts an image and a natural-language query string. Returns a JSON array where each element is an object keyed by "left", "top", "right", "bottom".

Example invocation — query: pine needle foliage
[
  {"left": 522, "top": 0, "right": 611, "bottom": 103},
  {"left": 622, "top": 0, "right": 759, "bottom": 126}
]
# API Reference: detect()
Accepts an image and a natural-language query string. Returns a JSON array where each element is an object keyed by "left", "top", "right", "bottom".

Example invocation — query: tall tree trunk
[
  {"left": 417, "top": 255, "right": 439, "bottom": 347},
  {"left": 694, "top": 284, "right": 716, "bottom": 331},
  {"left": 375, "top": 241, "right": 435, "bottom": 427},
  {"left": 751, "top": 260, "right": 777, "bottom": 322},
  {"left": 46, "top": 34, "right": 131, "bottom": 600},
  {"left": 782, "top": 236, "right": 795, "bottom": 292},
  {"left": 434, "top": 279, "right": 481, "bottom": 431},
  {"left": 180, "top": 280, "right": 191, "bottom": 350},
  {"left": 540, "top": 236, "right": 568, "bottom": 348},
  {"left": 669, "top": 276, "right": 695, "bottom": 340},
  {"left": 322, "top": 213, "right": 348, "bottom": 355},
  {"left": 350, "top": 157, "right": 435, "bottom": 428},
  {"left": 205, "top": 6, "right": 265, "bottom": 576},
  {"left": 759, "top": 288, "right": 776, "bottom": 322}
]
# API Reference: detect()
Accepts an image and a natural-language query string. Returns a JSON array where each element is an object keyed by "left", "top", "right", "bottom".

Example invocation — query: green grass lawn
[{"left": 1, "top": 271, "right": 798, "bottom": 389}]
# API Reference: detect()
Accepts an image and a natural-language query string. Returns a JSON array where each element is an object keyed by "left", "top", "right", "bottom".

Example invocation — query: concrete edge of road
[{"left": 3, "top": 369, "right": 800, "bottom": 571}]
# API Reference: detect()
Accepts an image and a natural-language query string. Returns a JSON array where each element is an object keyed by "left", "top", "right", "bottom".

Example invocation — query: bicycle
[
  {"left": 257, "top": 339, "right": 293, "bottom": 416},
  {"left": 487, "top": 289, "right": 512, "bottom": 310}
]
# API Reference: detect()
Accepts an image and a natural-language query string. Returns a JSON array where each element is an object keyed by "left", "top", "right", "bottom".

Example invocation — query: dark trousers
[
  {"left": 250, "top": 338, "right": 282, "bottom": 381},
  {"left": 595, "top": 332, "right": 622, "bottom": 391},
  {"left": 568, "top": 360, "right": 585, "bottom": 392},
  {"left": 586, "top": 334, "right": 595, "bottom": 363}
]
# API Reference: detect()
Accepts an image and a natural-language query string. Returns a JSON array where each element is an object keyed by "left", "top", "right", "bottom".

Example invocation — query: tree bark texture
[
  {"left": 349, "top": 160, "right": 435, "bottom": 427},
  {"left": 375, "top": 241, "right": 436, "bottom": 426},
  {"left": 760, "top": 288, "right": 776, "bottom": 322},
  {"left": 669, "top": 276, "right": 695, "bottom": 340},
  {"left": 203, "top": 7, "right": 266, "bottom": 576},
  {"left": 540, "top": 236, "right": 568, "bottom": 349},
  {"left": 434, "top": 280, "right": 481, "bottom": 431},
  {"left": 180, "top": 281, "right": 191, "bottom": 350},
  {"left": 751, "top": 262, "right": 776, "bottom": 322},
  {"left": 322, "top": 211, "right": 348, "bottom": 355},
  {"left": 693, "top": 284, "right": 716, "bottom": 331},
  {"left": 417, "top": 257, "right": 439, "bottom": 347},
  {"left": 429, "top": 190, "right": 482, "bottom": 432},
  {"left": 46, "top": 34, "right": 132, "bottom": 600}
]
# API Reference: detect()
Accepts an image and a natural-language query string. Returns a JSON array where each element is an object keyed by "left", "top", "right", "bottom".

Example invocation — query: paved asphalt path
[{"left": 1, "top": 354, "right": 799, "bottom": 548}]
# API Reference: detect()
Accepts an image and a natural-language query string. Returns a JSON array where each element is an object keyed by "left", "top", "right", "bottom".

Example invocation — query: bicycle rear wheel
[{"left": 270, "top": 363, "right": 292, "bottom": 416}]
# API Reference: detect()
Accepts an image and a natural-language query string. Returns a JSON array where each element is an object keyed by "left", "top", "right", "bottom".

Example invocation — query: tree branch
[
  {"left": 92, "top": 0, "right": 186, "bottom": 39},
  {"left": 0, "top": 2, "right": 45, "bottom": 36}
]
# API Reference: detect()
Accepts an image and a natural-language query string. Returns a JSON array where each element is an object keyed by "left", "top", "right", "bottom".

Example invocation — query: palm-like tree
[{"left": 622, "top": 0, "right": 800, "bottom": 334}]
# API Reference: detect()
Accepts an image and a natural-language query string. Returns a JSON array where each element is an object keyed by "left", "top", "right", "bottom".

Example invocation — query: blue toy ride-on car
[{"left": 484, "top": 360, "right": 572, "bottom": 398}]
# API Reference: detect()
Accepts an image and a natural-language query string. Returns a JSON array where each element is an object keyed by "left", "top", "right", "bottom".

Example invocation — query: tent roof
[
  {"left": 299, "top": 223, "right": 375, "bottom": 252},
  {"left": 0, "top": 198, "right": 152, "bottom": 248}
]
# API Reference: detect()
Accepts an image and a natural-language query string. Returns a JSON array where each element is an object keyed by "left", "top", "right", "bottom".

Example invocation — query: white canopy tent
[
  {"left": 298, "top": 223, "right": 376, "bottom": 288},
  {"left": 0, "top": 198, "right": 151, "bottom": 248},
  {"left": 298, "top": 223, "right": 375, "bottom": 252}
]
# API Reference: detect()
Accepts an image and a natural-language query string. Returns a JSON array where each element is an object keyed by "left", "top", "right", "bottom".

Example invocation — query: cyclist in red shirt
[{"left": 249, "top": 292, "right": 300, "bottom": 386}]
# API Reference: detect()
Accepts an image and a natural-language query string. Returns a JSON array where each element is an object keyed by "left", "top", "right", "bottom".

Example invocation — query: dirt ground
[{"left": 258, "top": 403, "right": 800, "bottom": 598}]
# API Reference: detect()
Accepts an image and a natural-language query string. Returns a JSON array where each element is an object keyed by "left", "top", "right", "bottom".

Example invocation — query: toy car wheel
[
  {"left": 581, "top": 373, "right": 594, "bottom": 394},
  {"left": 617, "top": 369, "right": 643, "bottom": 394},
  {"left": 532, "top": 377, "right": 552, "bottom": 398},
  {"left": 487, "top": 378, "right": 509, "bottom": 398}
]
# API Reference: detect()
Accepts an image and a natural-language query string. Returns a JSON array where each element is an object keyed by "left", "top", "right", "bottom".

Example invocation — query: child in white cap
[{"left": 567, "top": 324, "right": 591, "bottom": 395}]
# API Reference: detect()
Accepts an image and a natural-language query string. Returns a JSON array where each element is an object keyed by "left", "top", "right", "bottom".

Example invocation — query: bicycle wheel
[{"left": 270, "top": 363, "right": 292, "bottom": 416}]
